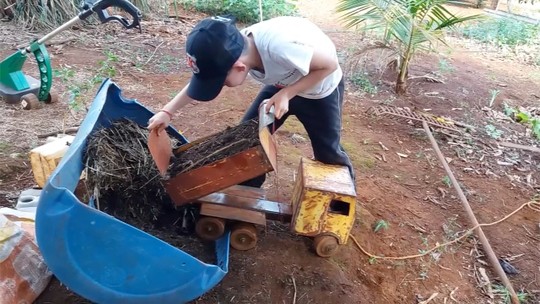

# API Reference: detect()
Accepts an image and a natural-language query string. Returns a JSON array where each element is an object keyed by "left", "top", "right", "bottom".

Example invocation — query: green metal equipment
[{"left": 0, "top": 0, "right": 142, "bottom": 110}]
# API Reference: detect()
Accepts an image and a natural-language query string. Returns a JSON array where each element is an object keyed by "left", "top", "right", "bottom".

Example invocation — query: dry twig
[
  {"left": 418, "top": 293, "right": 438, "bottom": 304},
  {"left": 37, "top": 126, "right": 79, "bottom": 138},
  {"left": 291, "top": 275, "right": 297, "bottom": 304},
  {"left": 143, "top": 40, "right": 165, "bottom": 65}
]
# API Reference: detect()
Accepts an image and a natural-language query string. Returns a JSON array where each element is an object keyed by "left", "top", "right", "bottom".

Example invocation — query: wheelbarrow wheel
[
  {"left": 230, "top": 222, "right": 257, "bottom": 251},
  {"left": 20, "top": 93, "right": 41, "bottom": 110},
  {"left": 45, "top": 90, "right": 59, "bottom": 104},
  {"left": 195, "top": 216, "right": 226, "bottom": 241},
  {"left": 313, "top": 235, "right": 339, "bottom": 258}
]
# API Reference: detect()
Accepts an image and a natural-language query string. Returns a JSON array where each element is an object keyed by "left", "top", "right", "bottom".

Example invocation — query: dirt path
[{"left": 297, "top": 0, "right": 346, "bottom": 30}]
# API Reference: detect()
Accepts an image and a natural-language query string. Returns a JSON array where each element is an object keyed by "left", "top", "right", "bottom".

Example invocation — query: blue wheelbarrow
[{"left": 35, "top": 79, "right": 230, "bottom": 303}]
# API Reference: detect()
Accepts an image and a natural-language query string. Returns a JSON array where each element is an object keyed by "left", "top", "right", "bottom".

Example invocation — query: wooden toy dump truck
[{"left": 150, "top": 104, "right": 357, "bottom": 258}]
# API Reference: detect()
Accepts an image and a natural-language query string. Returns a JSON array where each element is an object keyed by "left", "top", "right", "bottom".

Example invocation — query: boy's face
[{"left": 224, "top": 61, "right": 249, "bottom": 87}]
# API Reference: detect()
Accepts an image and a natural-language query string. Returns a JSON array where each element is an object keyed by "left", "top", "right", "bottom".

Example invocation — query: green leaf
[
  {"left": 485, "top": 124, "right": 503, "bottom": 139},
  {"left": 531, "top": 119, "right": 540, "bottom": 139},
  {"left": 503, "top": 103, "right": 516, "bottom": 116},
  {"left": 516, "top": 111, "right": 530, "bottom": 123},
  {"left": 373, "top": 219, "right": 390, "bottom": 232}
]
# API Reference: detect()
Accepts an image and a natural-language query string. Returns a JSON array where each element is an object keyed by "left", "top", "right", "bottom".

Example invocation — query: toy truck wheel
[
  {"left": 195, "top": 216, "right": 226, "bottom": 241},
  {"left": 313, "top": 235, "right": 339, "bottom": 258},
  {"left": 45, "top": 90, "right": 59, "bottom": 104},
  {"left": 20, "top": 94, "right": 41, "bottom": 110},
  {"left": 230, "top": 223, "right": 257, "bottom": 251}
]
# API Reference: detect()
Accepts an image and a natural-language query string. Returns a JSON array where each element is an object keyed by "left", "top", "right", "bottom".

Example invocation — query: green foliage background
[{"left": 180, "top": 0, "right": 299, "bottom": 23}]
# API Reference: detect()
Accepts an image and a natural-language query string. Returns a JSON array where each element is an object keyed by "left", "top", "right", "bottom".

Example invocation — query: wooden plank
[
  {"left": 200, "top": 203, "right": 267, "bottom": 226},
  {"left": 197, "top": 192, "right": 292, "bottom": 222},
  {"left": 221, "top": 185, "right": 267, "bottom": 199},
  {"left": 30, "top": 136, "right": 74, "bottom": 188},
  {"left": 499, "top": 142, "right": 540, "bottom": 154},
  {"left": 165, "top": 145, "right": 274, "bottom": 205},
  {"left": 259, "top": 127, "right": 278, "bottom": 171}
]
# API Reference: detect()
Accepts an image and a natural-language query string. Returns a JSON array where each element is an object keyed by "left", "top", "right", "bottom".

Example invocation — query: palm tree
[{"left": 336, "top": 0, "right": 480, "bottom": 94}]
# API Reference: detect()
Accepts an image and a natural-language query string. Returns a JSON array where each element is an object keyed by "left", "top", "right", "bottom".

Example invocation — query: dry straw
[
  {"left": 84, "top": 118, "right": 178, "bottom": 224},
  {"left": 0, "top": 0, "right": 172, "bottom": 30}
]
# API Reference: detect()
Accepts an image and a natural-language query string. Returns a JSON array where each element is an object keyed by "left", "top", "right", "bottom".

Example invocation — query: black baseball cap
[{"left": 185, "top": 16, "right": 245, "bottom": 101}]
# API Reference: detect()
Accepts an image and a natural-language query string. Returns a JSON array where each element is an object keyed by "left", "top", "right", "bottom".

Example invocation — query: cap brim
[{"left": 187, "top": 74, "right": 226, "bottom": 102}]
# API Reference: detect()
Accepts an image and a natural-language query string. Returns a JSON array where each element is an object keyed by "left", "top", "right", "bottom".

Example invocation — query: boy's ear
[{"left": 232, "top": 60, "right": 247, "bottom": 72}]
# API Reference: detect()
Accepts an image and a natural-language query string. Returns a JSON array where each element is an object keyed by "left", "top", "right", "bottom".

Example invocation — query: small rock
[
  {"left": 9, "top": 153, "right": 21, "bottom": 159},
  {"left": 499, "top": 259, "right": 519, "bottom": 275}
]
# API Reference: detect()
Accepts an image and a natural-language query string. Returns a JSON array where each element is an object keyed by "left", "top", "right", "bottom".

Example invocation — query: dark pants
[{"left": 240, "top": 78, "right": 354, "bottom": 188}]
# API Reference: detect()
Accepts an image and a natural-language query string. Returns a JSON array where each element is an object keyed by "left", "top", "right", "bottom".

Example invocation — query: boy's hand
[
  {"left": 266, "top": 92, "right": 289, "bottom": 119},
  {"left": 148, "top": 111, "right": 171, "bottom": 131}
]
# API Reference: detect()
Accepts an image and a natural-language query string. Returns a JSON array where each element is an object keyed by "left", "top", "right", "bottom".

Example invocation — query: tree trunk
[
  {"left": 396, "top": 78, "right": 407, "bottom": 95},
  {"left": 395, "top": 56, "right": 410, "bottom": 95},
  {"left": 396, "top": 24, "right": 415, "bottom": 95}
]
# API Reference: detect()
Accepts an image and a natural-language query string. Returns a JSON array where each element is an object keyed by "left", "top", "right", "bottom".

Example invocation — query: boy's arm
[
  {"left": 267, "top": 48, "right": 338, "bottom": 118},
  {"left": 148, "top": 84, "right": 195, "bottom": 130}
]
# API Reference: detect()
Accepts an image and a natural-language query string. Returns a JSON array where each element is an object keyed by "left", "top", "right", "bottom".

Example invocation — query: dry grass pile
[
  {"left": 0, "top": 0, "right": 172, "bottom": 29},
  {"left": 83, "top": 119, "right": 183, "bottom": 227},
  {"left": 0, "top": 0, "right": 80, "bottom": 29},
  {"left": 170, "top": 118, "right": 261, "bottom": 176}
]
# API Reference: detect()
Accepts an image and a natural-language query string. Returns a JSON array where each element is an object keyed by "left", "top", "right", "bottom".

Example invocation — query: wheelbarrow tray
[{"left": 35, "top": 79, "right": 229, "bottom": 304}]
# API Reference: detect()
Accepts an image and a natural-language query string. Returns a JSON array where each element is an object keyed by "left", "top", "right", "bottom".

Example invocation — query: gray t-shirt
[{"left": 241, "top": 16, "right": 342, "bottom": 99}]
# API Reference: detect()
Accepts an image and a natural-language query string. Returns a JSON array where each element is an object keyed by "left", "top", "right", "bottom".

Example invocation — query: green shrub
[
  {"left": 461, "top": 17, "right": 540, "bottom": 46},
  {"left": 350, "top": 73, "right": 378, "bottom": 94},
  {"left": 180, "top": 0, "right": 299, "bottom": 24}
]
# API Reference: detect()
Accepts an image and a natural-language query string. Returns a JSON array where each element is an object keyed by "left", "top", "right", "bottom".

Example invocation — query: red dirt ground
[{"left": 1, "top": 1, "right": 539, "bottom": 303}]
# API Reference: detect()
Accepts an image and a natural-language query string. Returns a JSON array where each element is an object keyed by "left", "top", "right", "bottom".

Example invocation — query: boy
[{"left": 148, "top": 15, "right": 354, "bottom": 187}]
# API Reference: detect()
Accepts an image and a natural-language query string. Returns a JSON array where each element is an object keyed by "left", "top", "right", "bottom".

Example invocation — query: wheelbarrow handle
[{"left": 80, "top": 0, "right": 142, "bottom": 32}]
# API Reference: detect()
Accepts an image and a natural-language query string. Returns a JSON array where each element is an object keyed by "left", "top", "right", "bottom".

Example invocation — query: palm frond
[
  {"left": 387, "top": 13, "right": 413, "bottom": 45},
  {"left": 337, "top": 0, "right": 481, "bottom": 93},
  {"left": 337, "top": 0, "right": 394, "bottom": 28},
  {"left": 430, "top": 4, "right": 482, "bottom": 29}
]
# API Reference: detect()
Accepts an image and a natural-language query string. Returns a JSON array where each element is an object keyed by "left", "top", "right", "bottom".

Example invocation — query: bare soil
[{"left": 1, "top": 1, "right": 539, "bottom": 304}]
